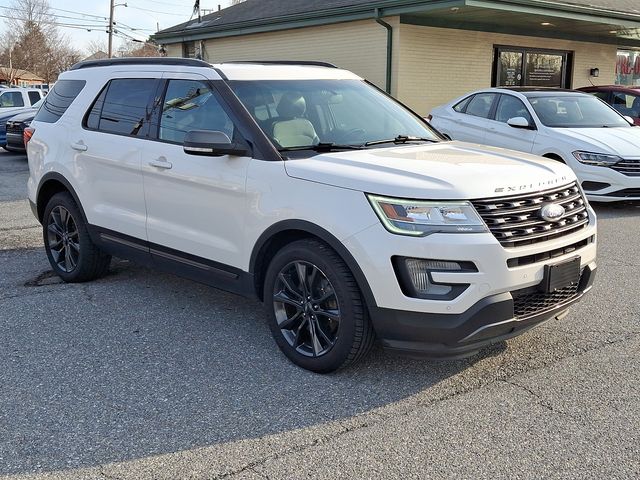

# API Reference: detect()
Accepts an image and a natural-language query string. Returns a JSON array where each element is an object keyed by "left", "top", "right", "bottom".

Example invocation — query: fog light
[
  {"left": 406, "top": 259, "right": 459, "bottom": 296},
  {"left": 394, "top": 258, "right": 475, "bottom": 300}
]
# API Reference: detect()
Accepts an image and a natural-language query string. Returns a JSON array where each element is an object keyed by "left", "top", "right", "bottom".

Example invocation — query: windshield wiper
[
  {"left": 279, "top": 142, "right": 364, "bottom": 152},
  {"left": 364, "top": 135, "right": 439, "bottom": 147}
]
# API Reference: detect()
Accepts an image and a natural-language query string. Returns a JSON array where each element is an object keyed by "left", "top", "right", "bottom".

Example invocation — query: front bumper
[
  {"left": 576, "top": 162, "right": 640, "bottom": 202},
  {"left": 369, "top": 263, "right": 596, "bottom": 357},
  {"left": 342, "top": 208, "right": 597, "bottom": 357}
]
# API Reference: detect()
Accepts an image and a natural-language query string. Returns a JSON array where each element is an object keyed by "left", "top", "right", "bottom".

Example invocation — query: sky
[{"left": 0, "top": 0, "right": 234, "bottom": 55}]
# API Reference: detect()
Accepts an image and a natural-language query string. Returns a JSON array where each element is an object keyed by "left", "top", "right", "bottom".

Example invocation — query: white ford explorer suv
[{"left": 26, "top": 58, "right": 597, "bottom": 373}]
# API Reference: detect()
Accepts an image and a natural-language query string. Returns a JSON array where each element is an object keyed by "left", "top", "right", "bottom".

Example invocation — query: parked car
[
  {"left": 27, "top": 59, "right": 596, "bottom": 372},
  {"left": 0, "top": 109, "right": 21, "bottom": 147},
  {"left": 3, "top": 98, "right": 42, "bottom": 152},
  {"left": 0, "top": 87, "right": 44, "bottom": 114},
  {"left": 577, "top": 85, "right": 640, "bottom": 125},
  {"left": 429, "top": 87, "right": 640, "bottom": 201}
]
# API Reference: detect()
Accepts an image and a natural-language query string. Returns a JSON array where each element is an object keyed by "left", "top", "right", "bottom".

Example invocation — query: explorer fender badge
[{"left": 540, "top": 203, "right": 566, "bottom": 222}]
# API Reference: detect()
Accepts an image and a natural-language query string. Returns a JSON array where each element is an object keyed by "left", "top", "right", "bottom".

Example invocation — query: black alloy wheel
[
  {"left": 264, "top": 239, "right": 375, "bottom": 373},
  {"left": 42, "top": 192, "right": 111, "bottom": 282},
  {"left": 273, "top": 260, "right": 341, "bottom": 358},
  {"left": 46, "top": 205, "right": 80, "bottom": 273}
]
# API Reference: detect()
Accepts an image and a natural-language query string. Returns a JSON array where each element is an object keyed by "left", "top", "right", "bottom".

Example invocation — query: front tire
[
  {"left": 43, "top": 192, "right": 111, "bottom": 282},
  {"left": 264, "top": 239, "right": 375, "bottom": 373}
]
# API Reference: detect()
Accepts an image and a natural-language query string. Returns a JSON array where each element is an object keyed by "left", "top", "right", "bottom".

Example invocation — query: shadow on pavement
[{"left": 0, "top": 249, "right": 505, "bottom": 475}]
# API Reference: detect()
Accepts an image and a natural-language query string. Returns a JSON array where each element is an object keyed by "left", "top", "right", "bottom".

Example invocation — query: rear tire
[
  {"left": 264, "top": 239, "right": 375, "bottom": 373},
  {"left": 42, "top": 192, "right": 111, "bottom": 283}
]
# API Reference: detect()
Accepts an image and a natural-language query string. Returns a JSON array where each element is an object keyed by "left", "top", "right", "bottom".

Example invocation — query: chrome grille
[
  {"left": 611, "top": 159, "right": 640, "bottom": 176},
  {"left": 472, "top": 183, "right": 589, "bottom": 248}
]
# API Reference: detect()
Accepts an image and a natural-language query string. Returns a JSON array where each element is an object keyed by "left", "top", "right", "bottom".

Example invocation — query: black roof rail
[
  {"left": 69, "top": 57, "right": 212, "bottom": 70},
  {"left": 220, "top": 60, "right": 338, "bottom": 68}
]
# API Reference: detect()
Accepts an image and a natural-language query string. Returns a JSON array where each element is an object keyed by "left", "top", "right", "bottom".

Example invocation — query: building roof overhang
[{"left": 152, "top": 0, "right": 640, "bottom": 48}]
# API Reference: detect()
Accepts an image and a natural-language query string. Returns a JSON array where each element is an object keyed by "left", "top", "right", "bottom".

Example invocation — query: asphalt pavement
[{"left": 0, "top": 149, "right": 638, "bottom": 479}]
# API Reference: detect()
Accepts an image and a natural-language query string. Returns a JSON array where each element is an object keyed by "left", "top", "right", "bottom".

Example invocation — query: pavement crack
[
  {"left": 218, "top": 417, "right": 376, "bottom": 479},
  {"left": 98, "top": 466, "right": 124, "bottom": 480},
  {"left": 221, "top": 331, "right": 640, "bottom": 479},
  {"left": 501, "top": 378, "right": 583, "bottom": 422}
]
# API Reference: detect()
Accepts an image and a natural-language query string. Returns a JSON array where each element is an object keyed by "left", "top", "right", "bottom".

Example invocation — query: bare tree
[
  {"left": 118, "top": 40, "right": 160, "bottom": 58},
  {"left": 84, "top": 40, "right": 109, "bottom": 58},
  {"left": 0, "top": 0, "right": 81, "bottom": 82}
]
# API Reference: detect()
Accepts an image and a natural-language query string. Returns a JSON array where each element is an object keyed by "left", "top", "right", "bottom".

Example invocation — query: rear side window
[
  {"left": 28, "top": 91, "right": 41, "bottom": 105},
  {"left": 84, "top": 79, "right": 158, "bottom": 137},
  {"left": 0, "top": 91, "right": 24, "bottom": 108},
  {"left": 34, "top": 80, "right": 86, "bottom": 123}
]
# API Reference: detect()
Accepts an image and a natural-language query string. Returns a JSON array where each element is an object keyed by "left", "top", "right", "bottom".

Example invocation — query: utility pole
[{"left": 108, "top": 0, "right": 115, "bottom": 58}]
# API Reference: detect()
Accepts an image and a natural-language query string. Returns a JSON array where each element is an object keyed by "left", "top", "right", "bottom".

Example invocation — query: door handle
[
  {"left": 70, "top": 142, "right": 88, "bottom": 152},
  {"left": 148, "top": 159, "right": 173, "bottom": 170}
]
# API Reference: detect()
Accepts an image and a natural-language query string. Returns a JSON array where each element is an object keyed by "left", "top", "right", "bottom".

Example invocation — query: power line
[
  {"left": 0, "top": 4, "right": 154, "bottom": 35},
  {"left": 130, "top": 0, "right": 196, "bottom": 8},
  {"left": 125, "top": 5, "right": 187, "bottom": 16},
  {"left": 0, "top": 12, "right": 106, "bottom": 31}
]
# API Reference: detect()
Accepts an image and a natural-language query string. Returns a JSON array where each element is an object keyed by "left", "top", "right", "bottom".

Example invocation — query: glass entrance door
[{"left": 494, "top": 46, "right": 572, "bottom": 88}]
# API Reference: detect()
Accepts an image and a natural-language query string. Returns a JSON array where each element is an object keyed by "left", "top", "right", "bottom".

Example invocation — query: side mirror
[
  {"left": 183, "top": 130, "right": 249, "bottom": 157},
  {"left": 507, "top": 116, "right": 534, "bottom": 129},
  {"left": 624, "top": 115, "right": 635, "bottom": 125}
]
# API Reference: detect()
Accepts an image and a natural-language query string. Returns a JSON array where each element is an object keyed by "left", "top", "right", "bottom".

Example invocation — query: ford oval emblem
[{"left": 540, "top": 203, "right": 565, "bottom": 222}]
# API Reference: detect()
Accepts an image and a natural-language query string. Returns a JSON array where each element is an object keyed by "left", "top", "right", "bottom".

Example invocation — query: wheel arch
[
  {"left": 36, "top": 173, "right": 87, "bottom": 224},
  {"left": 250, "top": 220, "right": 377, "bottom": 308},
  {"left": 542, "top": 152, "right": 565, "bottom": 163}
]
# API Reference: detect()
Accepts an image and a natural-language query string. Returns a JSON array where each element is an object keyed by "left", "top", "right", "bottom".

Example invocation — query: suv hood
[
  {"left": 284, "top": 141, "right": 574, "bottom": 199},
  {"left": 554, "top": 126, "right": 640, "bottom": 156}
]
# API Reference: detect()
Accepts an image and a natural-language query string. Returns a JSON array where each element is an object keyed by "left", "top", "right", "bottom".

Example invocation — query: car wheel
[
  {"left": 43, "top": 192, "right": 111, "bottom": 282},
  {"left": 264, "top": 239, "right": 375, "bottom": 373}
]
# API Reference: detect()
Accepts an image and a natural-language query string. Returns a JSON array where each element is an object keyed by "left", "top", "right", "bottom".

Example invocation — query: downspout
[{"left": 375, "top": 7, "right": 392, "bottom": 94}]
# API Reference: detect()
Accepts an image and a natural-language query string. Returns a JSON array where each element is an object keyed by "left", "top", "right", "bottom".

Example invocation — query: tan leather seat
[{"left": 272, "top": 92, "right": 319, "bottom": 148}]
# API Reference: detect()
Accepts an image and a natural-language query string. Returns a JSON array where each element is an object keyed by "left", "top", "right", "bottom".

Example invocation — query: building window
[
  {"left": 493, "top": 46, "right": 573, "bottom": 88},
  {"left": 182, "top": 41, "right": 196, "bottom": 58},
  {"left": 616, "top": 50, "right": 640, "bottom": 86}
]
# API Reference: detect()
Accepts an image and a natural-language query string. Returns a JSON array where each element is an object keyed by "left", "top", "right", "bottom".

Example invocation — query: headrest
[{"left": 277, "top": 92, "right": 306, "bottom": 118}]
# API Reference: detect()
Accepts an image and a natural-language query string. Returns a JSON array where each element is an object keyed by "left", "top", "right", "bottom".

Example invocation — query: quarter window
[
  {"left": 159, "top": 79, "right": 234, "bottom": 144},
  {"left": 34, "top": 80, "right": 86, "bottom": 123},
  {"left": 0, "top": 92, "right": 24, "bottom": 108},
  {"left": 85, "top": 79, "right": 158, "bottom": 137},
  {"left": 495, "top": 95, "right": 532, "bottom": 124},
  {"left": 465, "top": 93, "right": 497, "bottom": 118},
  {"left": 453, "top": 96, "right": 472, "bottom": 113}
]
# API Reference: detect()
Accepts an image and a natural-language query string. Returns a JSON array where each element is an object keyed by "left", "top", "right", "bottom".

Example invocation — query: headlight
[
  {"left": 367, "top": 194, "right": 488, "bottom": 236},
  {"left": 573, "top": 151, "right": 622, "bottom": 166}
]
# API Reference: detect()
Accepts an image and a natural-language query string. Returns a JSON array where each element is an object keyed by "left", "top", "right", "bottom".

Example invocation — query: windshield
[
  {"left": 529, "top": 95, "right": 630, "bottom": 128},
  {"left": 230, "top": 79, "right": 439, "bottom": 150}
]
